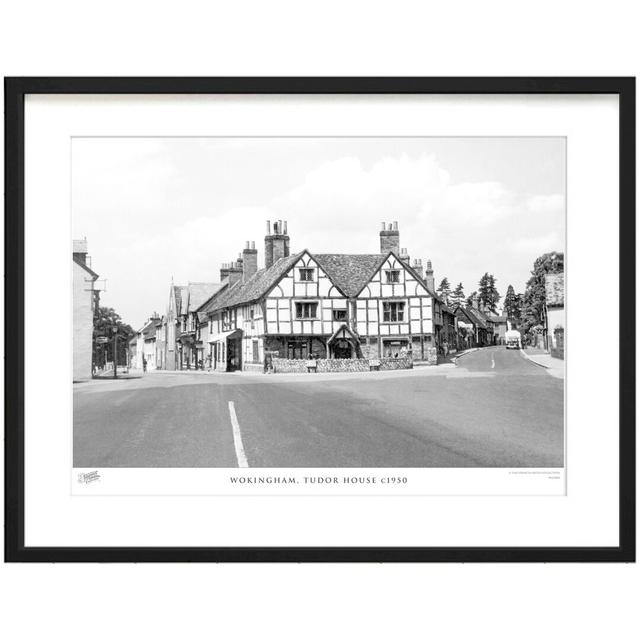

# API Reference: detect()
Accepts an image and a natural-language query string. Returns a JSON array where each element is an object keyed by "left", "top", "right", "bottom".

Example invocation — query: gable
[
  {"left": 359, "top": 253, "right": 431, "bottom": 298},
  {"left": 266, "top": 251, "right": 345, "bottom": 299}
]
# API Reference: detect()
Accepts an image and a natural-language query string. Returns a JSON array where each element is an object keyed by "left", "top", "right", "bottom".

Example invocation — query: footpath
[{"left": 520, "top": 348, "right": 565, "bottom": 379}]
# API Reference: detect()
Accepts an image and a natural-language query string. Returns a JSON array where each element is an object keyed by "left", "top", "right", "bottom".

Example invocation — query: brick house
[
  {"left": 205, "top": 220, "right": 443, "bottom": 371},
  {"left": 73, "top": 239, "right": 100, "bottom": 381}
]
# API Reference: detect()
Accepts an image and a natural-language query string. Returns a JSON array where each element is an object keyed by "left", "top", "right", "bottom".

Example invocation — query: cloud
[
  {"left": 509, "top": 231, "right": 562, "bottom": 255},
  {"left": 80, "top": 144, "right": 565, "bottom": 327}
]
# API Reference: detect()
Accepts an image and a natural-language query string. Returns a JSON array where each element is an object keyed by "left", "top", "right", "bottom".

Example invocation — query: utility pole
[{"left": 113, "top": 326, "right": 118, "bottom": 379}]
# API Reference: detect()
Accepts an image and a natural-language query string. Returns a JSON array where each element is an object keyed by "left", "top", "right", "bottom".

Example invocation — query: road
[{"left": 74, "top": 347, "right": 564, "bottom": 468}]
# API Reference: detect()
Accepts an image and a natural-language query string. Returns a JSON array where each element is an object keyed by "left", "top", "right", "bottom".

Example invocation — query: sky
[{"left": 72, "top": 137, "right": 566, "bottom": 329}]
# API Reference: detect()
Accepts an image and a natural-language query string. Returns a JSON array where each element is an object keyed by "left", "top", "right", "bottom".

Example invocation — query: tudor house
[{"left": 204, "top": 220, "right": 446, "bottom": 371}]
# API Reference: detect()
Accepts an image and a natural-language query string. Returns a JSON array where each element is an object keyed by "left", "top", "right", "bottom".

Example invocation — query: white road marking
[
  {"left": 491, "top": 354, "right": 495, "bottom": 369},
  {"left": 228, "top": 401, "right": 249, "bottom": 468}
]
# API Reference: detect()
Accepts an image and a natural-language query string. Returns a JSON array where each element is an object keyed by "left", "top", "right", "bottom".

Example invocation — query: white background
[
  {"left": 27, "top": 94, "right": 608, "bottom": 548},
  {"left": 1, "top": 1, "right": 638, "bottom": 639}
]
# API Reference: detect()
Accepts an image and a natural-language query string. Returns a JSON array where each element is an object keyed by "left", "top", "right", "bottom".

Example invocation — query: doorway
[
  {"left": 332, "top": 338, "right": 353, "bottom": 359},
  {"left": 227, "top": 338, "right": 242, "bottom": 371}
]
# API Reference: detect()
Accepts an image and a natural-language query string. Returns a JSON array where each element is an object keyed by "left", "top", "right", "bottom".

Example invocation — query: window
[
  {"left": 382, "top": 301, "right": 405, "bottom": 322},
  {"left": 295, "top": 302, "right": 318, "bottom": 319},
  {"left": 385, "top": 270, "right": 400, "bottom": 283},
  {"left": 252, "top": 339, "right": 259, "bottom": 363},
  {"left": 250, "top": 309, "right": 255, "bottom": 329},
  {"left": 332, "top": 309, "right": 347, "bottom": 322},
  {"left": 298, "top": 268, "right": 315, "bottom": 282}
]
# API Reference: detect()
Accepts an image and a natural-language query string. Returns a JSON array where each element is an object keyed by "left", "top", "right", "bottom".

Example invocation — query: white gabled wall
[
  {"left": 265, "top": 253, "right": 347, "bottom": 336},
  {"left": 357, "top": 255, "right": 434, "bottom": 336}
]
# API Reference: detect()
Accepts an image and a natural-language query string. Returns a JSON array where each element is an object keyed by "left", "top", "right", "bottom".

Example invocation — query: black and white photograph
[{"left": 72, "top": 136, "right": 566, "bottom": 472}]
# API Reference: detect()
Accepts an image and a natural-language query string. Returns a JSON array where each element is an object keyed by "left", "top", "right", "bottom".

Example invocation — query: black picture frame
[{"left": 4, "top": 77, "right": 635, "bottom": 563}]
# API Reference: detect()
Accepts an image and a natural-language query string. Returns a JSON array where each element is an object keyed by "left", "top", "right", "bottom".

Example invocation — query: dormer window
[{"left": 385, "top": 269, "right": 400, "bottom": 284}]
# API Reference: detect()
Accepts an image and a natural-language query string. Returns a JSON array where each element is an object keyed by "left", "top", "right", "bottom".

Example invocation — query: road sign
[{"left": 96, "top": 336, "right": 109, "bottom": 344}]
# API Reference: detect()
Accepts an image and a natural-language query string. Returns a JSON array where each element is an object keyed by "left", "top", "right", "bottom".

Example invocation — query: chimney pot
[
  {"left": 266, "top": 220, "right": 271, "bottom": 234},
  {"left": 251, "top": 241, "right": 255, "bottom": 250},
  {"left": 246, "top": 241, "right": 250, "bottom": 249},
  {"left": 381, "top": 222, "right": 386, "bottom": 230},
  {"left": 283, "top": 221, "right": 288, "bottom": 234},
  {"left": 393, "top": 221, "right": 398, "bottom": 231}
]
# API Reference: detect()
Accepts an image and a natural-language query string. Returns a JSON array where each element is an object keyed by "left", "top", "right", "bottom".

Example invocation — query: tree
[
  {"left": 520, "top": 251, "right": 564, "bottom": 335},
  {"left": 93, "top": 306, "right": 134, "bottom": 368},
  {"left": 466, "top": 291, "right": 478, "bottom": 307},
  {"left": 451, "top": 282, "right": 465, "bottom": 305},
  {"left": 504, "top": 284, "right": 520, "bottom": 320},
  {"left": 477, "top": 272, "right": 501, "bottom": 313},
  {"left": 437, "top": 277, "right": 451, "bottom": 301}
]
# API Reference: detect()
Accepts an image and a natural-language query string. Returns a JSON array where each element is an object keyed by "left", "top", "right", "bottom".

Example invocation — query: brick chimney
[
  {"left": 227, "top": 258, "right": 244, "bottom": 286},
  {"left": 399, "top": 247, "right": 410, "bottom": 265},
  {"left": 264, "top": 220, "right": 290, "bottom": 269},
  {"left": 379, "top": 221, "right": 400, "bottom": 254},
  {"left": 412, "top": 258, "right": 424, "bottom": 279},
  {"left": 242, "top": 241, "right": 258, "bottom": 282},
  {"left": 425, "top": 259, "right": 435, "bottom": 291}
]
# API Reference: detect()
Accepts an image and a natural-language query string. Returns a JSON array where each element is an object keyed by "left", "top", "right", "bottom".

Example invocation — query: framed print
[{"left": 4, "top": 77, "right": 635, "bottom": 562}]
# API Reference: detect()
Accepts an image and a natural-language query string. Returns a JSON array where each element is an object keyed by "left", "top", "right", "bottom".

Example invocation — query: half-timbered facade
[
  {"left": 205, "top": 220, "right": 444, "bottom": 371},
  {"left": 355, "top": 253, "right": 435, "bottom": 360}
]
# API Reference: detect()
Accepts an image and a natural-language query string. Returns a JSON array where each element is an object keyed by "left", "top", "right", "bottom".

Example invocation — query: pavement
[
  {"left": 74, "top": 346, "right": 564, "bottom": 468},
  {"left": 520, "top": 349, "right": 565, "bottom": 379}
]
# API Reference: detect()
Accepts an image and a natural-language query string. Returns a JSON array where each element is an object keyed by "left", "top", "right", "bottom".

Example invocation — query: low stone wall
[
  {"left": 242, "top": 362, "right": 265, "bottom": 373},
  {"left": 271, "top": 356, "right": 413, "bottom": 374},
  {"left": 379, "top": 356, "right": 413, "bottom": 370}
]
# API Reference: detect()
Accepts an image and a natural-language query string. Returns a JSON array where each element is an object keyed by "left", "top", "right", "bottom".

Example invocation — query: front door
[
  {"left": 227, "top": 338, "right": 242, "bottom": 372},
  {"left": 333, "top": 339, "right": 352, "bottom": 359}
]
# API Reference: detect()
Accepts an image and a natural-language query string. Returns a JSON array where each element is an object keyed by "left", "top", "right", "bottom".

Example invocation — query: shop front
[{"left": 208, "top": 328, "right": 243, "bottom": 372}]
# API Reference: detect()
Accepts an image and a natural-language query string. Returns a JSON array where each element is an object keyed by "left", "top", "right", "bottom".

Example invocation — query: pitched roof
[
  {"left": 73, "top": 255, "right": 99, "bottom": 280},
  {"left": 206, "top": 249, "right": 442, "bottom": 314},
  {"left": 208, "top": 252, "right": 304, "bottom": 313},
  {"left": 186, "top": 282, "right": 224, "bottom": 314},
  {"left": 312, "top": 254, "right": 387, "bottom": 297},
  {"left": 450, "top": 304, "right": 480, "bottom": 326},
  {"left": 173, "top": 285, "right": 188, "bottom": 316},
  {"left": 196, "top": 279, "right": 229, "bottom": 322},
  {"left": 464, "top": 306, "right": 489, "bottom": 328}
]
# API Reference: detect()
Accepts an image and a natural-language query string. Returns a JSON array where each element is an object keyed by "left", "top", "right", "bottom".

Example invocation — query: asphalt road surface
[{"left": 74, "top": 347, "right": 564, "bottom": 468}]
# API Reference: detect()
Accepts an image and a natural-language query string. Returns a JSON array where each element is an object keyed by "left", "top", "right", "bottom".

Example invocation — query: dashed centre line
[{"left": 228, "top": 401, "right": 249, "bottom": 468}]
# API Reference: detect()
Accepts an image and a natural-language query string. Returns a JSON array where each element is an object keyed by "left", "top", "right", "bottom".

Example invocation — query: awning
[{"left": 207, "top": 328, "right": 242, "bottom": 343}]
